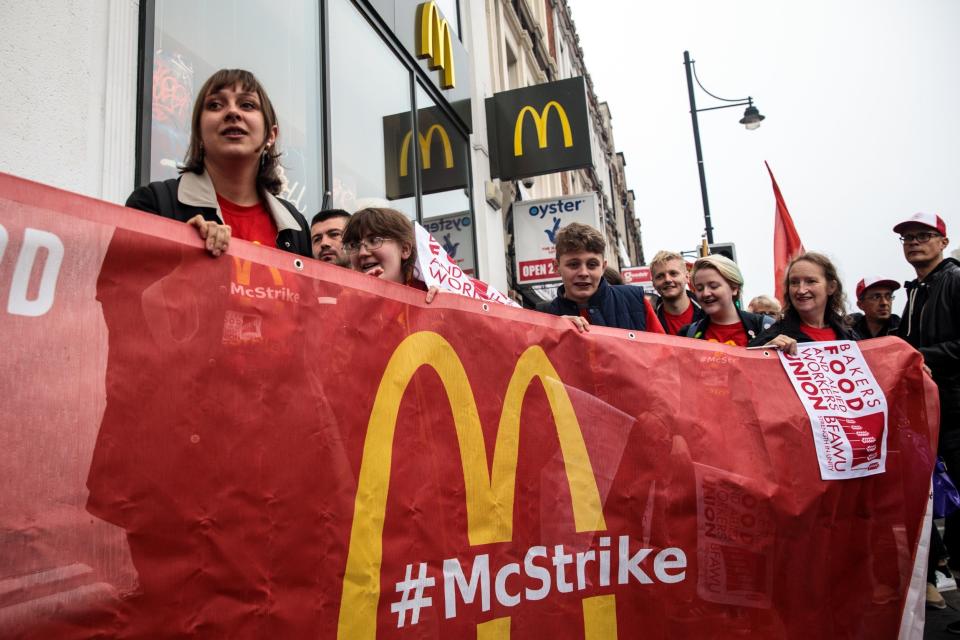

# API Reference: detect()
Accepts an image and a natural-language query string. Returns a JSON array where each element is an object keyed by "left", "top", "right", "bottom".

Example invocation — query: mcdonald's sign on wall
[
  {"left": 383, "top": 103, "right": 470, "bottom": 200},
  {"left": 486, "top": 76, "right": 594, "bottom": 180}
]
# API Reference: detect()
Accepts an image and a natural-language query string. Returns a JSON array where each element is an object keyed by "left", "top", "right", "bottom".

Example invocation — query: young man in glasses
[
  {"left": 894, "top": 212, "right": 960, "bottom": 611},
  {"left": 849, "top": 277, "right": 900, "bottom": 339}
]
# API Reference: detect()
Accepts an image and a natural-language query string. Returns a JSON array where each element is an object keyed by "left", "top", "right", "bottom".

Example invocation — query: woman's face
[
  {"left": 198, "top": 83, "right": 276, "bottom": 167},
  {"left": 349, "top": 234, "right": 411, "bottom": 284},
  {"left": 788, "top": 260, "right": 836, "bottom": 321},
  {"left": 693, "top": 267, "right": 738, "bottom": 318}
]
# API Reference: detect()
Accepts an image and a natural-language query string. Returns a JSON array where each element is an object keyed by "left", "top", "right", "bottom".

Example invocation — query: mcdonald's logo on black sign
[
  {"left": 383, "top": 104, "right": 470, "bottom": 200},
  {"left": 486, "top": 76, "right": 594, "bottom": 181}
]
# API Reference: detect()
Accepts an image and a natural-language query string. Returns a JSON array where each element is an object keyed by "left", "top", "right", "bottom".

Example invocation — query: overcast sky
[{"left": 565, "top": 0, "right": 960, "bottom": 305}]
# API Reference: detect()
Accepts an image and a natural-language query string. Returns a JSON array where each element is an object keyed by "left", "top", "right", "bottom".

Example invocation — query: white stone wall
[{"left": 0, "top": 0, "right": 138, "bottom": 204}]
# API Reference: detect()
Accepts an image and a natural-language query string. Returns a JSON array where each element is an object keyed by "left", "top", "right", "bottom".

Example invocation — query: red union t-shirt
[
  {"left": 800, "top": 323, "right": 838, "bottom": 342},
  {"left": 217, "top": 194, "right": 277, "bottom": 246},
  {"left": 662, "top": 304, "right": 694, "bottom": 336},
  {"left": 704, "top": 321, "right": 748, "bottom": 347}
]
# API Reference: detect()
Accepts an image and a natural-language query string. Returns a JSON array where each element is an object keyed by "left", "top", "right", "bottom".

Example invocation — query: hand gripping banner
[{"left": 0, "top": 172, "right": 941, "bottom": 638}]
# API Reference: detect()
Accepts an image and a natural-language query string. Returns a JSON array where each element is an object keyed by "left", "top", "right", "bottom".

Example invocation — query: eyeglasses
[
  {"left": 343, "top": 236, "right": 386, "bottom": 254},
  {"left": 862, "top": 292, "right": 895, "bottom": 302},
  {"left": 899, "top": 232, "right": 941, "bottom": 244}
]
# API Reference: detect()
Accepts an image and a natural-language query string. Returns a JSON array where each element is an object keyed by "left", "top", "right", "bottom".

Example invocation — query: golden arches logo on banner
[
  {"left": 418, "top": 1, "right": 456, "bottom": 89},
  {"left": 399, "top": 125, "right": 455, "bottom": 178},
  {"left": 513, "top": 101, "right": 573, "bottom": 157},
  {"left": 336, "top": 331, "right": 616, "bottom": 639},
  {"left": 232, "top": 250, "right": 284, "bottom": 286}
]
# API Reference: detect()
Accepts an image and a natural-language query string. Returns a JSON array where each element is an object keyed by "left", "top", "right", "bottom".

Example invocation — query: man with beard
[
  {"left": 650, "top": 250, "right": 703, "bottom": 335},
  {"left": 311, "top": 209, "right": 350, "bottom": 266}
]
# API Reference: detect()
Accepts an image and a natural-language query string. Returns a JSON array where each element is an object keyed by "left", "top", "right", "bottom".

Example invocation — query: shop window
[
  {"left": 329, "top": 0, "right": 416, "bottom": 219},
  {"left": 146, "top": 0, "right": 322, "bottom": 216},
  {"left": 416, "top": 84, "right": 476, "bottom": 276}
]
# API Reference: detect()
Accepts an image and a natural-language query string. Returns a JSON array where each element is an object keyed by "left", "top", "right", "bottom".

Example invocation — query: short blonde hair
[
  {"left": 649, "top": 250, "right": 685, "bottom": 273},
  {"left": 691, "top": 254, "right": 744, "bottom": 301}
]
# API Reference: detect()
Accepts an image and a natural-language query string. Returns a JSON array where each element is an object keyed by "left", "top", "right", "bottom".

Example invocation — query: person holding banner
[
  {"left": 125, "top": 69, "right": 311, "bottom": 258},
  {"left": 749, "top": 252, "right": 855, "bottom": 353},
  {"left": 341, "top": 207, "right": 440, "bottom": 303},
  {"left": 650, "top": 250, "right": 704, "bottom": 335},
  {"left": 679, "top": 254, "right": 775, "bottom": 346},
  {"left": 342, "top": 207, "right": 420, "bottom": 285},
  {"left": 543, "top": 223, "right": 665, "bottom": 333}
]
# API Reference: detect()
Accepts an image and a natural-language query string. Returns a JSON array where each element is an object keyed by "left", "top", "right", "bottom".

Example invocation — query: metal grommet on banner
[
  {"left": 627, "top": 332, "right": 636, "bottom": 340},
  {"left": 481, "top": 303, "right": 490, "bottom": 312},
  {"left": 763, "top": 350, "right": 772, "bottom": 357},
  {"left": 293, "top": 258, "right": 304, "bottom": 271}
]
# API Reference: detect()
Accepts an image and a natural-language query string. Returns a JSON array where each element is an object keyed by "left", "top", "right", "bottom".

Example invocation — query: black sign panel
[
  {"left": 486, "top": 76, "right": 593, "bottom": 181},
  {"left": 383, "top": 104, "right": 470, "bottom": 200}
]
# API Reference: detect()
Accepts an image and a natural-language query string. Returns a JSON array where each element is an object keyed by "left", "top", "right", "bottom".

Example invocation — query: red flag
[{"left": 766, "top": 161, "right": 805, "bottom": 303}]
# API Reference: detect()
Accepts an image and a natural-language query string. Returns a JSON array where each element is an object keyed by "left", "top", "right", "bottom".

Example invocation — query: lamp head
[{"left": 740, "top": 104, "right": 765, "bottom": 130}]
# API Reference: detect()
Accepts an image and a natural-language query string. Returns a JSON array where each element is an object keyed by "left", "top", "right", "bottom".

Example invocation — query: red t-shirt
[
  {"left": 704, "top": 321, "right": 748, "bottom": 347},
  {"left": 217, "top": 195, "right": 277, "bottom": 246},
  {"left": 662, "top": 304, "right": 694, "bottom": 336},
  {"left": 800, "top": 323, "right": 837, "bottom": 342}
]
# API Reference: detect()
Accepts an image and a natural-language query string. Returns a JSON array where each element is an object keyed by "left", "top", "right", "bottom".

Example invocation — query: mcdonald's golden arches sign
[
  {"left": 383, "top": 104, "right": 470, "bottom": 200},
  {"left": 486, "top": 76, "right": 594, "bottom": 180}
]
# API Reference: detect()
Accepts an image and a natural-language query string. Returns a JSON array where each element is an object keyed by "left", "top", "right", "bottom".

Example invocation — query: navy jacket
[{"left": 544, "top": 279, "right": 652, "bottom": 331}]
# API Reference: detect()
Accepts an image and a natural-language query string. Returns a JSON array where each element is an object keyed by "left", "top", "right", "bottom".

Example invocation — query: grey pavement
[{"left": 925, "top": 585, "right": 960, "bottom": 639}]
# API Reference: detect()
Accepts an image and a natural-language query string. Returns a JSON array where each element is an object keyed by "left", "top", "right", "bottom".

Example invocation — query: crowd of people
[{"left": 126, "top": 68, "right": 959, "bottom": 623}]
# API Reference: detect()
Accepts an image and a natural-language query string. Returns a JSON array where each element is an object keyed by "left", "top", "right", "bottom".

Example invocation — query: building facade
[{"left": 0, "top": 0, "right": 641, "bottom": 305}]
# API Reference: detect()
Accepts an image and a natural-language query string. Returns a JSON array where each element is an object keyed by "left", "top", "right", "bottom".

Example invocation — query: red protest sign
[{"left": 0, "top": 173, "right": 938, "bottom": 638}]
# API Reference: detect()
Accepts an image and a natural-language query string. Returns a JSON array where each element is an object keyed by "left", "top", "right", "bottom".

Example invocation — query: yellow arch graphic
[
  {"left": 513, "top": 101, "right": 574, "bottom": 157},
  {"left": 418, "top": 1, "right": 456, "bottom": 88},
  {"left": 399, "top": 124, "right": 455, "bottom": 178},
  {"left": 336, "top": 331, "right": 611, "bottom": 639},
  {"left": 232, "top": 244, "right": 284, "bottom": 286}
]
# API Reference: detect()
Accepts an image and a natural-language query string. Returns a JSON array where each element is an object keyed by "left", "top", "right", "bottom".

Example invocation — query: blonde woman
[{"left": 680, "top": 254, "right": 775, "bottom": 346}]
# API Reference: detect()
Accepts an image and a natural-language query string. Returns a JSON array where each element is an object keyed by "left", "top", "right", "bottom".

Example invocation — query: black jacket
[
  {"left": 749, "top": 311, "right": 856, "bottom": 347},
  {"left": 126, "top": 174, "right": 312, "bottom": 258},
  {"left": 898, "top": 258, "right": 960, "bottom": 378},
  {"left": 544, "top": 278, "right": 653, "bottom": 331},
  {"left": 680, "top": 309, "right": 776, "bottom": 343},
  {"left": 847, "top": 312, "right": 901, "bottom": 340},
  {"left": 654, "top": 291, "right": 705, "bottom": 336},
  {"left": 898, "top": 258, "right": 960, "bottom": 433}
]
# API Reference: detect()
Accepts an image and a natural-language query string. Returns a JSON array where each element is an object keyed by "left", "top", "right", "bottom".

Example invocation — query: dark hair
[
  {"left": 782, "top": 251, "right": 847, "bottom": 323},
  {"left": 603, "top": 266, "right": 623, "bottom": 285},
  {"left": 180, "top": 69, "right": 284, "bottom": 195},
  {"left": 555, "top": 223, "right": 605, "bottom": 258},
  {"left": 311, "top": 209, "right": 351, "bottom": 227},
  {"left": 342, "top": 208, "right": 416, "bottom": 276}
]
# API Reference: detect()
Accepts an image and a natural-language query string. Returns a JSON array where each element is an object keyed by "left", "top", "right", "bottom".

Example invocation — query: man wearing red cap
[
  {"left": 894, "top": 212, "right": 960, "bottom": 610},
  {"left": 849, "top": 277, "right": 901, "bottom": 339}
]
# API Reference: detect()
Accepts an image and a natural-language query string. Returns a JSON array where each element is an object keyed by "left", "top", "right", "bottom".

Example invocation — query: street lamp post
[{"left": 683, "top": 50, "right": 765, "bottom": 244}]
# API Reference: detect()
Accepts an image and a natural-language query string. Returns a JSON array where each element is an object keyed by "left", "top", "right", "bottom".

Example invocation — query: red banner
[{"left": 0, "top": 172, "right": 941, "bottom": 638}]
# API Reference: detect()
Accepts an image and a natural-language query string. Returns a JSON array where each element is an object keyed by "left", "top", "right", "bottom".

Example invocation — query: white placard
[
  {"left": 414, "top": 223, "right": 519, "bottom": 307},
  {"left": 778, "top": 341, "right": 888, "bottom": 480}
]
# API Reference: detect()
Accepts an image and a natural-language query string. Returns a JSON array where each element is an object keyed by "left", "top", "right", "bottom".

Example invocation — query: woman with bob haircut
[
  {"left": 680, "top": 254, "right": 775, "bottom": 346},
  {"left": 749, "top": 251, "right": 856, "bottom": 353},
  {"left": 125, "top": 69, "right": 311, "bottom": 257},
  {"left": 341, "top": 207, "right": 419, "bottom": 285}
]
